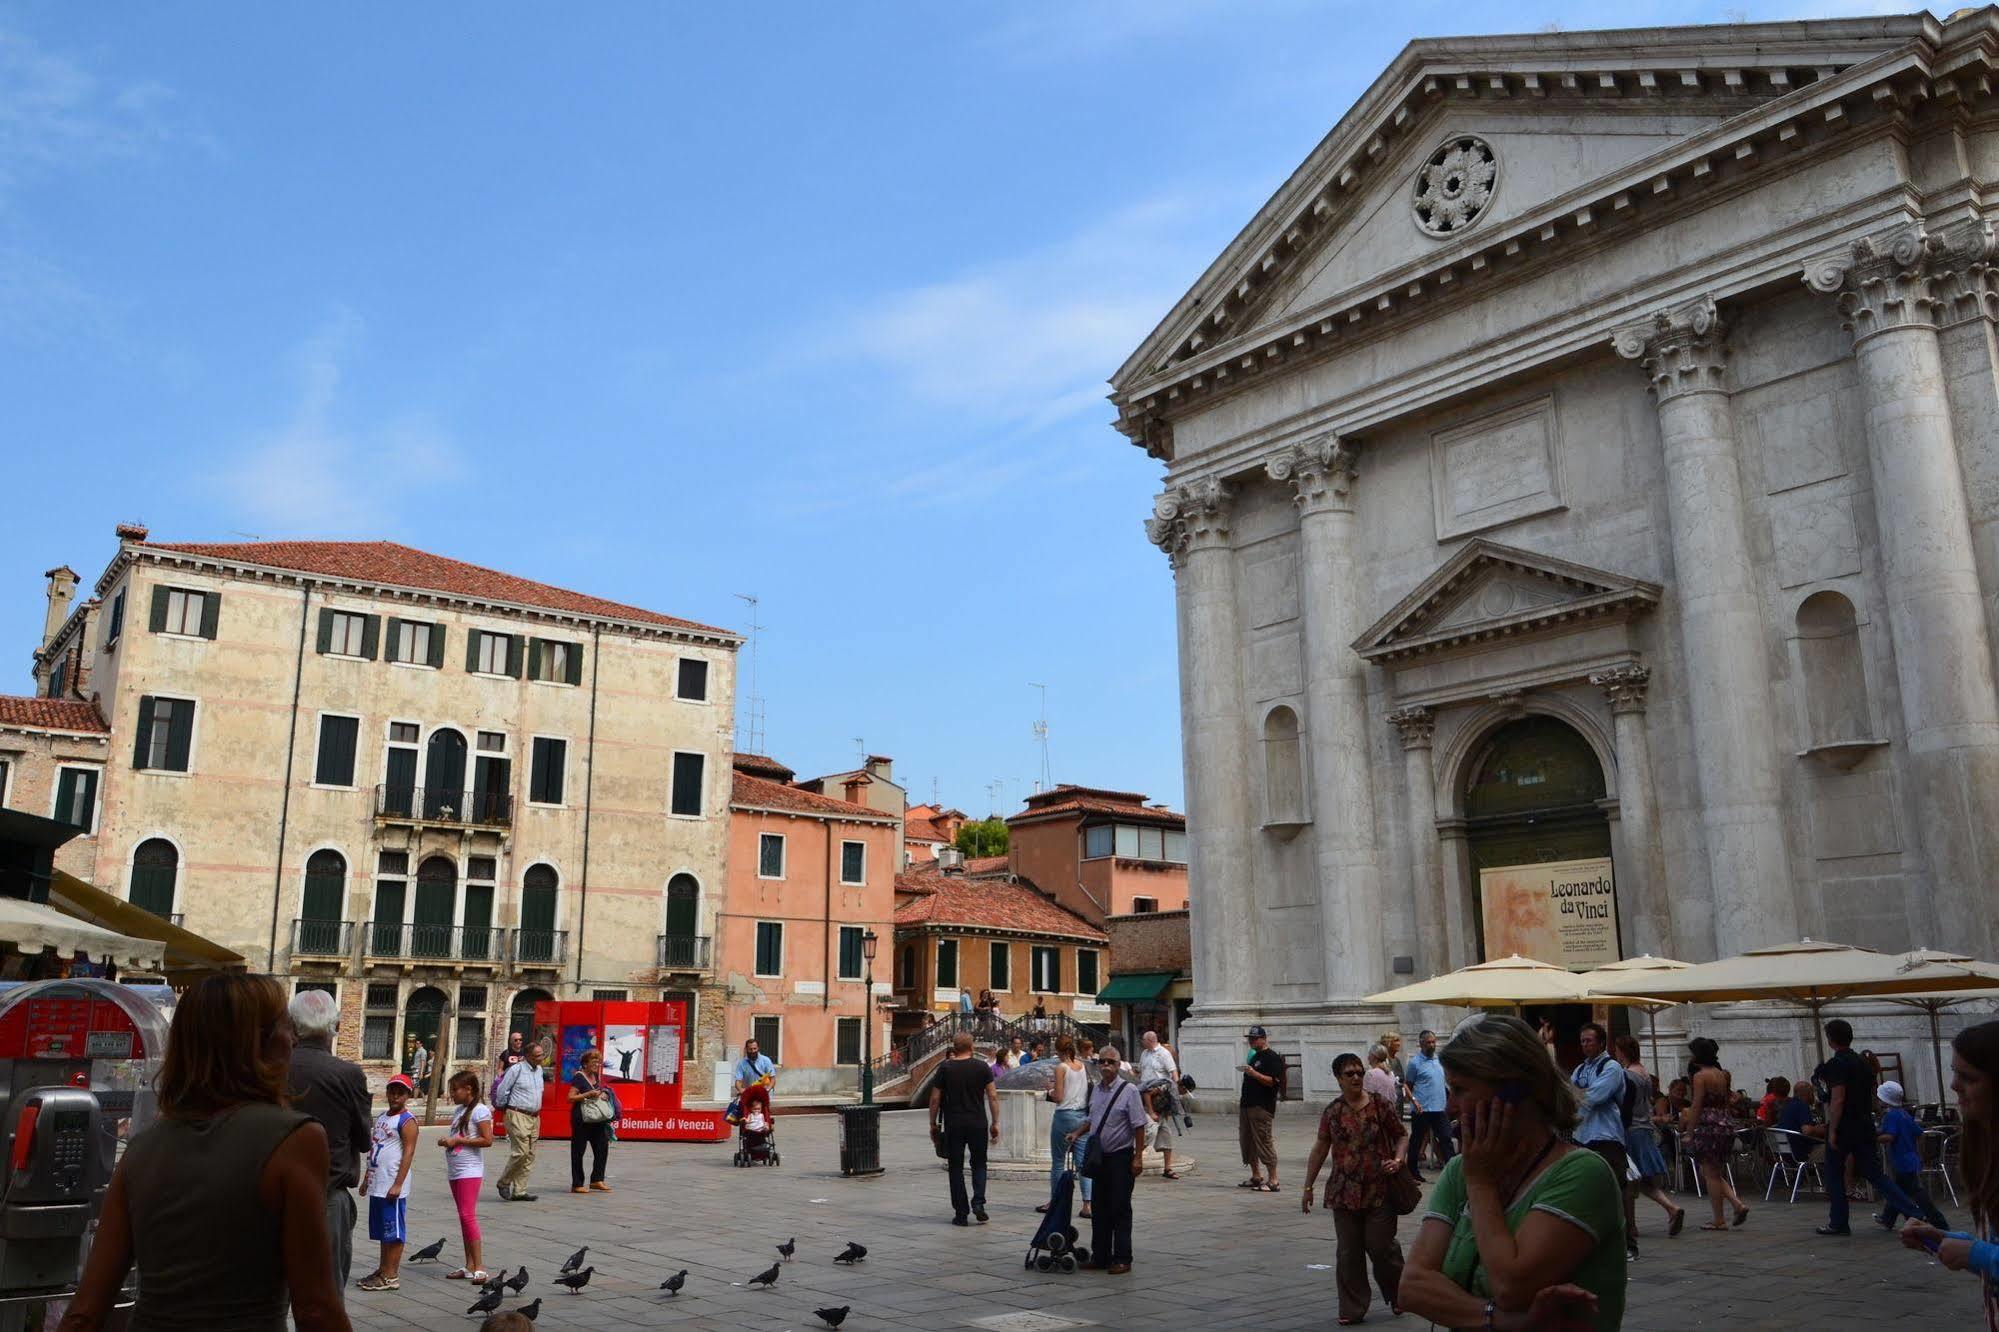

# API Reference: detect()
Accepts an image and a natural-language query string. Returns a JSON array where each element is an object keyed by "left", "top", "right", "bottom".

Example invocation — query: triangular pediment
[{"left": 1354, "top": 540, "right": 1661, "bottom": 663}]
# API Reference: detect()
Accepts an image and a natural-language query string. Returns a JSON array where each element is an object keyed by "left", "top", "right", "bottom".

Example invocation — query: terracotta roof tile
[
  {"left": 893, "top": 869, "right": 1107, "bottom": 942},
  {"left": 1008, "top": 793, "right": 1185, "bottom": 829},
  {"left": 903, "top": 817, "right": 949, "bottom": 844},
  {"left": 731, "top": 753, "right": 798, "bottom": 782},
  {"left": 142, "top": 540, "right": 732, "bottom": 636},
  {"left": 0, "top": 697, "right": 107, "bottom": 734},
  {"left": 731, "top": 771, "right": 897, "bottom": 822},
  {"left": 963, "top": 855, "right": 1010, "bottom": 876},
  {"left": 1022, "top": 783, "right": 1151, "bottom": 808}
]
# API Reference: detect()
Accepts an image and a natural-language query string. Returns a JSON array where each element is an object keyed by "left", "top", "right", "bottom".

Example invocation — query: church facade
[{"left": 1112, "top": 11, "right": 1999, "bottom": 1098}]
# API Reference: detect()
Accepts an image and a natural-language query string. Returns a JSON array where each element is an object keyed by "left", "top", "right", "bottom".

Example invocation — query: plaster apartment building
[
  {"left": 723, "top": 753, "right": 900, "bottom": 1094},
  {"left": 900, "top": 803, "right": 967, "bottom": 866},
  {"left": 3, "top": 526, "right": 738, "bottom": 1082},
  {"left": 1005, "top": 784, "right": 1189, "bottom": 926}
]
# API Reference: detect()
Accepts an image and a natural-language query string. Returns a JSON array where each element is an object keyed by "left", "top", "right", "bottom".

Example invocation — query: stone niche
[{"left": 1429, "top": 394, "right": 1566, "bottom": 540}]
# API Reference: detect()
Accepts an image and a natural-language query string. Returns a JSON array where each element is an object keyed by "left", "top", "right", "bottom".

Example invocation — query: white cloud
[
  {"left": 217, "top": 309, "right": 466, "bottom": 535},
  {"left": 0, "top": 30, "right": 202, "bottom": 200}
]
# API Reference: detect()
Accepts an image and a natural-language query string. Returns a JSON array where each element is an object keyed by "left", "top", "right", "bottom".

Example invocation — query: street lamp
[{"left": 861, "top": 928, "right": 880, "bottom": 1106}]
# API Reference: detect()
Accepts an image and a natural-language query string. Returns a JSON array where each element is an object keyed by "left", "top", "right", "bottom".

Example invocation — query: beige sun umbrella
[
  {"left": 1581, "top": 955, "right": 1691, "bottom": 1074},
  {"left": 1365, "top": 954, "right": 1595, "bottom": 1010},
  {"left": 1851, "top": 951, "right": 1999, "bottom": 1101}
]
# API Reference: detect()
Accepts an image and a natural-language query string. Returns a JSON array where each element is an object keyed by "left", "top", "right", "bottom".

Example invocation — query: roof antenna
[
  {"left": 733, "top": 593, "right": 765, "bottom": 755},
  {"left": 1030, "top": 682, "right": 1051, "bottom": 795},
  {"left": 854, "top": 737, "right": 867, "bottom": 766}
]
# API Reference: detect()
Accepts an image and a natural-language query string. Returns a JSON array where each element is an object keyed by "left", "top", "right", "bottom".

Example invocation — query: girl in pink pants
[{"left": 440, "top": 1070, "right": 496, "bottom": 1282}]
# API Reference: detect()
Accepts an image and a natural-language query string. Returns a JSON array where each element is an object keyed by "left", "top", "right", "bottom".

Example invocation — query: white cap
[{"left": 1878, "top": 1080, "right": 1905, "bottom": 1107}]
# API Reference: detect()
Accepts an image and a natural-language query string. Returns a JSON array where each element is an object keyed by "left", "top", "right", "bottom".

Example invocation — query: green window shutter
[
  {"left": 466, "top": 630, "right": 482, "bottom": 672},
  {"left": 316, "top": 608, "right": 335, "bottom": 655},
  {"left": 526, "top": 639, "right": 542, "bottom": 680},
  {"left": 564, "top": 642, "right": 582, "bottom": 686},
  {"left": 197, "top": 592, "right": 220, "bottom": 640},
  {"left": 383, "top": 618, "right": 402, "bottom": 662},
  {"left": 360, "top": 615, "right": 380, "bottom": 660},
  {"left": 148, "top": 586, "right": 169, "bottom": 633},
  {"left": 427, "top": 624, "right": 445, "bottom": 669},
  {"left": 505, "top": 634, "right": 522, "bottom": 678},
  {"left": 164, "top": 700, "right": 193, "bottom": 771},
  {"left": 133, "top": 697, "right": 156, "bottom": 769}
]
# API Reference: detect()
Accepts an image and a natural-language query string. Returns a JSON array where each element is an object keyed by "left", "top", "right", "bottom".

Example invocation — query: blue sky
[{"left": 0, "top": 1, "right": 1932, "bottom": 815}]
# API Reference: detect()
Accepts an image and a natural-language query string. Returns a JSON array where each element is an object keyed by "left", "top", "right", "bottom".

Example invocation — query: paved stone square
[{"left": 339, "top": 1109, "right": 1981, "bottom": 1330}]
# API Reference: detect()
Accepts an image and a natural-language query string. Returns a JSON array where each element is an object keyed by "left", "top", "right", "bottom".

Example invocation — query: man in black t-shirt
[
  {"left": 929, "top": 1031, "right": 1001, "bottom": 1225},
  {"left": 1237, "top": 1025, "right": 1285, "bottom": 1191},
  {"left": 1814, "top": 1018, "right": 1927, "bottom": 1234}
]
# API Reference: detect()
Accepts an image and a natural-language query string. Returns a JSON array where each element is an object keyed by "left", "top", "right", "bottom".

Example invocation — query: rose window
[{"left": 1412, "top": 136, "right": 1498, "bottom": 237}]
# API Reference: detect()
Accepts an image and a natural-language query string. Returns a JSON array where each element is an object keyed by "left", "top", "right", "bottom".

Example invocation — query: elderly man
[
  {"left": 1069, "top": 1046, "right": 1151, "bottom": 1274},
  {"left": 492, "top": 1040, "right": 547, "bottom": 1202},
  {"left": 285, "top": 989, "right": 371, "bottom": 1293}
]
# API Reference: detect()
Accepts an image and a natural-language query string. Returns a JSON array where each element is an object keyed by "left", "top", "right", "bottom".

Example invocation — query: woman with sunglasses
[{"left": 1302, "top": 1052, "right": 1409, "bottom": 1325}]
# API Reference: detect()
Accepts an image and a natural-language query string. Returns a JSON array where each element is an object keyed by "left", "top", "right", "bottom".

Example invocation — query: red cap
[{"left": 386, "top": 1074, "right": 415, "bottom": 1093}]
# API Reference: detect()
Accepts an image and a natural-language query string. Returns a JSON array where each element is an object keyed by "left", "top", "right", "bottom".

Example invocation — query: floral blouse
[{"left": 1317, "top": 1093, "right": 1405, "bottom": 1210}]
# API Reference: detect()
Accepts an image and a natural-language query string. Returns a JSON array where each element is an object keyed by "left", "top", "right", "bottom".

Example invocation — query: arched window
[
  {"left": 298, "top": 849, "right": 346, "bottom": 953},
  {"left": 404, "top": 986, "right": 447, "bottom": 1089},
  {"left": 129, "top": 839, "right": 177, "bottom": 919},
  {"left": 1464, "top": 717, "right": 1606, "bottom": 821},
  {"left": 518, "top": 865, "right": 559, "bottom": 963},
  {"left": 1262, "top": 705, "right": 1307, "bottom": 827},
  {"left": 413, "top": 856, "right": 457, "bottom": 958},
  {"left": 508, "top": 988, "right": 553, "bottom": 1047},
  {"left": 658, "top": 874, "right": 701, "bottom": 968},
  {"left": 1796, "top": 591, "right": 1872, "bottom": 746}
]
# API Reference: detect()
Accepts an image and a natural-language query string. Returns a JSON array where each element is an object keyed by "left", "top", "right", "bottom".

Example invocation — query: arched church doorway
[{"left": 1463, "top": 715, "right": 1620, "bottom": 1066}]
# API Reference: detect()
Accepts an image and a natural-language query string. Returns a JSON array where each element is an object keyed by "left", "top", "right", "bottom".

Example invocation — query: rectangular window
[
  {"left": 0, "top": 759, "right": 10, "bottom": 808},
  {"left": 132, "top": 697, "right": 194, "bottom": 773},
  {"left": 104, "top": 590, "right": 125, "bottom": 646},
  {"left": 294, "top": 980, "right": 336, "bottom": 998},
  {"left": 751, "top": 1016, "right": 782, "bottom": 1064},
  {"left": 1077, "top": 949, "right": 1099, "bottom": 997},
  {"left": 839, "top": 840, "right": 866, "bottom": 885},
  {"left": 936, "top": 938, "right": 958, "bottom": 989},
  {"left": 1131, "top": 896, "right": 1159, "bottom": 914},
  {"left": 162, "top": 588, "right": 205, "bottom": 636},
  {"left": 53, "top": 768, "right": 98, "bottom": 832},
  {"left": 1083, "top": 825, "right": 1113, "bottom": 859},
  {"left": 1139, "top": 826, "right": 1165, "bottom": 860},
  {"left": 362, "top": 983, "right": 397, "bottom": 1061},
  {"left": 529, "top": 638, "right": 582, "bottom": 685},
  {"left": 529, "top": 737, "right": 567, "bottom": 805},
  {"left": 456, "top": 984, "right": 488, "bottom": 1061},
  {"left": 1114, "top": 824, "right": 1139, "bottom": 858},
  {"left": 472, "top": 630, "right": 516, "bottom": 676},
  {"left": 389, "top": 619, "right": 435, "bottom": 666},
  {"left": 1165, "top": 830, "right": 1189, "bottom": 863},
  {"left": 1031, "top": 946, "right": 1061, "bottom": 994},
  {"left": 835, "top": 1016, "right": 862, "bottom": 1066},
  {"left": 838, "top": 925, "right": 865, "bottom": 981},
  {"left": 314, "top": 714, "right": 360, "bottom": 787},
  {"left": 754, "top": 921, "right": 784, "bottom": 977},
  {"left": 591, "top": 989, "right": 629, "bottom": 1002},
  {"left": 989, "top": 941, "right": 1010, "bottom": 991},
  {"left": 676, "top": 657, "right": 709, "bottom": 701},
  {"left": 663, "top": 990, "right": 698, "bottom": 1057},
  {"left": 324, "top": 611, "right": 370, "bottom": 657},
  {"left": 477, "top": 731, "right": 506, "bottom": 753},
  {"left": 670, "top": 752, "right": 705, "bottom": 817},
  {"left": 757, "top": 833, "right": 785, "bottom": 879},
  {"left": 389, "top": 722, "right": 418, "bottom": 745}
]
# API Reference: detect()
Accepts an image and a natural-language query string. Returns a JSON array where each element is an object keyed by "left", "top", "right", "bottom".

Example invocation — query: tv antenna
[
  {"left": 733, "top": 593, "right": 766, "bottom": 755},
  {"left": 986, "top": 778, "right": 1006, "bottom": 816},
  {"left": 1029, "top": 682, "right": 1052, "bottom": 794}
]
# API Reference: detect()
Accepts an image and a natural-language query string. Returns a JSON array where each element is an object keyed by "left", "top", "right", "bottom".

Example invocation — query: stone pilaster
[
  {"left": 1265, "top": 435, "right": 1387, "bottom": 996},
  {"left": 1386, "top": 705, "right": 1447, "bottom": 978},
  {"left": 1589, "top": 663, "right": 1676, "bottom": 960},
  {"left": 1805, "top": 223, "right": 1999, "bottom": 956},
  {"left": 1612, "top": 296, "right": 1798, "bottom": 954}
]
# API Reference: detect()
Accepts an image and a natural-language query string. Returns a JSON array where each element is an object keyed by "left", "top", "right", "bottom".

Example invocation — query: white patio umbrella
[
  {"left": 1580, "top": 954, "right": 1690, "bottom": 1074},
  {"left": 1366, "top": 954, "right": 1670, "bottom": 1016},
  {"left": 1848, "top": 951, "right": 1999, "bottom": 1101}
]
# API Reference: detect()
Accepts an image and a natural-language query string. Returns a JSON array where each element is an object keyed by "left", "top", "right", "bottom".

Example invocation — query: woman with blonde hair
[
  {"left": 60, "top": 973, "right": 350, "bottom": 1332},
  {"left": 1902, "top": 1019, "right": 1999, "bottom": 1327},
  {"left": 1039, "top": 1034, "right": 1093, "bottom": 1219},
  {"left": 1396, "top": 1015, "right": 1623, "bottom": 1331}
]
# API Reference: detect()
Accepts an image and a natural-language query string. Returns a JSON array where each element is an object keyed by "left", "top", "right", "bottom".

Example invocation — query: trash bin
[{"left": 838, "top": 1103, "right": 883, "bottom": 1177}]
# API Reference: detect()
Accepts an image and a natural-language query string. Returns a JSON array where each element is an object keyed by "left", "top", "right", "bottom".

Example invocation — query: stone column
[
  {"left": 1589, "top": 663, "right": 1677, "bottom": 960},
  {"left": 1265, "top": 436, "right": 1387, "bottom": 996},
  {"left": 1148, "top": 480, "right": 1257, "bottom": 1009},
  {"left": 1386, "top": 706, "right": 1447, "bottom": 977},
  {"left": 1806, "top": 224, "right": 1999, "bottom": 956},
  {"left": 1613, "top": 296, "right": 1798, "bottom": 955}
]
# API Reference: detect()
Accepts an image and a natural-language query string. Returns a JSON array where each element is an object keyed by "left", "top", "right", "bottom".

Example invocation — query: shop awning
[
  {"left": 47, "top": 871, "right": 244, "bottom": 976},
  {"left": 0, "top": 897, "right": 164, "bottom": 971},
  {"left": 1096, "top": 971, "right": 1176, "bottom": 1004}
]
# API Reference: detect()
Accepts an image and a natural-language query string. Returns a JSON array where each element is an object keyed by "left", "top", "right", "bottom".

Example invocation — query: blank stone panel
[
  {"left": 1806, "top": 764, "right": 1900, "bottom": 861},
  {"left": 1245, "top": 633, "right": 1303, "bottom": 702},
  {"left": 1429, "top": 394, "right": 1566, "bottom": 540},
  {"left": 1746, "top": 382, "right": 1849, "bottom": 495},
  {"left": 1243, "top": 549, "right": 1301, "bottom": 628},
  {"left": 1770, "top": 487, "right": 1863, "bottom": 590}
]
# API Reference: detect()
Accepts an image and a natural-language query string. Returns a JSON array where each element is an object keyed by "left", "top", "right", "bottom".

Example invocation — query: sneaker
[
  {"left": 1815, "top": 1224, "right": 1851, "bottom": 1236},
  {"left": 1626, "top": 1245, "right": 1640, "bottom": 1263},
  {"left": 1874, "top": 1213, "right": 1894, "bottom": 1230},
  {"left": 355, "top": 1274, "right": 399, "bottom": 1292},
  {"left": 515, "top": 1192, "right": 538, "bottom": 1202}
]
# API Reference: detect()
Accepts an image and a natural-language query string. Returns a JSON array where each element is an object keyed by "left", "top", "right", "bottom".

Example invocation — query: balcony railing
[
  {"left": 655, "top": 933, "right": 712, "bottom": 969},
  {"left": 374, "top": 784, "right": 512, "bottom": 828},
  {"left": 291, "top": 917, "right": 353, "bottom": 958},
  {"left": 365, "top": 920, "right": 503, "bottom": 962},
  {"left": 510, "top": 928, "right": 569, "bottom": 967}
]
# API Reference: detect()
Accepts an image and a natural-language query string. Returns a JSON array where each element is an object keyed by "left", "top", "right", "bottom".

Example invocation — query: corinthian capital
[
  {"left": 1145, "top": 477, "right": 1234, "bottom": 566},
  {"left": 1387, "top": 705, "right": 1435, "bottom": 750},
  {"left": 1802, "top": 221, "right": 1995, "bottom": 340},
  {"left": 1611, "top": 295, "right": 1726, "bottom": 402},
  {"left": 1589, "top": 662, "right": 1651, "bottom": 714},
  {"left": 1264, "top": 433, "right": 1357, "bottom": 516}
]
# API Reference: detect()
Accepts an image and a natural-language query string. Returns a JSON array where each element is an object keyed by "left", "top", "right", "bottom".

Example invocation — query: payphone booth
[
  {"left": 0, "top": 979, "right": 169, "bottom": 1327},
  {"left": 533, "top": 999, "right": 728, "bottom": 1142}
]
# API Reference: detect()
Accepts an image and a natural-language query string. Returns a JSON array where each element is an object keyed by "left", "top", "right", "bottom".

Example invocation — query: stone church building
[{"left": 1113, "top": 11, "right": 1999, "bottom": 1098}]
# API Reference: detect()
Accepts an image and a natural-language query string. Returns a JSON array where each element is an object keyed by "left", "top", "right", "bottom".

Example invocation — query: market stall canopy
[
  {"left": 47, "top": 871, "right": 243, "bottom": 977},
  {"left": 0, "top": 896, "right": 164, "bottom": 971}
]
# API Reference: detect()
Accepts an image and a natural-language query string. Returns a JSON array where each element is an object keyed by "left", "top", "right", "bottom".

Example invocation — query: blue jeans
[
  {"left": 1880, "top": 1167, "right": 1949, "bottom": 1228},
  {"left": 1826, "top": 1141, "right": 1927, "bottom": 1230},
  {"left": 1050, "top": 1108, "right": 1092, "bottom": 1201}
]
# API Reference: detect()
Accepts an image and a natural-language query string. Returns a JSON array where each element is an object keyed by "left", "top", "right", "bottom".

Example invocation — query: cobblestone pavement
[{"left": 338, "top": 1108, "right": 1981, "bottom": 1330}]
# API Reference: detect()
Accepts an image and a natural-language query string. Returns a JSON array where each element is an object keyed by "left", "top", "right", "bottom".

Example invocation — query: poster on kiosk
[{"left": 533, "top": 999, "right": 728, "bottom": 1142}]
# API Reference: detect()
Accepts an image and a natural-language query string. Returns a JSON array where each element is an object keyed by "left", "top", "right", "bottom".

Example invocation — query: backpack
[{"left": 1618, "top": 1066, "right": 1648, "bottom": 1127}]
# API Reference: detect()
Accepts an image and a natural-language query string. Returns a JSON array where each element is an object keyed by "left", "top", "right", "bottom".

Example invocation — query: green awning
[{"left": 1096, "top": 971, "right": 1175, "bottom": 1004}]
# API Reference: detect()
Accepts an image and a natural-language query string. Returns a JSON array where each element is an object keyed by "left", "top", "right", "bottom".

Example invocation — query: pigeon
[
  {"left": 833, "top": 1242, "right": 867, "bottom": 1265},
  {"left": 746, "top": 1262, "right": 780, "bottom": 1290},
  {"left": 561, "top": 1246, "right": 588, "bottom": 1275},
  {"left": 659, "top": 1269, "right": 688, "bottom": 1295},
  {"left": 519, "top": 1298, "right": 541, "bottom": 1322},
  {"left": 506, "top": 1267, "right": 530, "bottom": 1294},
  {"left": 777, "top": 1237, "right": 796, "bottom": 1262},
  {"left": 479, "top": 1269, "right": 509, "bottom": 1295},
  {"left": 467, "top": 1288, "right": 504, "bottom": 1316},
  {"left": 555, "top": 1267, "right": 594, "bottom": 1295},
  {"left": 814, "top": 1307, "right": 851, "bottom": 1328},
  {"left": 411, "top": 1237, "right": 447, "bottom": 1263}
]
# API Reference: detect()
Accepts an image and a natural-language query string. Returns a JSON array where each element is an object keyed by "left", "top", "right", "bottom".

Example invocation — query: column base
[{"left": 1176, "top": 1000, "right": 1401, "bottom": 1104}]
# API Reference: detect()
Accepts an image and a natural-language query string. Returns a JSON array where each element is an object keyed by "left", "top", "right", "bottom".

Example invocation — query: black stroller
[{"left": 1024, "top": 1169, "right": 1089, "bottom": 1273}]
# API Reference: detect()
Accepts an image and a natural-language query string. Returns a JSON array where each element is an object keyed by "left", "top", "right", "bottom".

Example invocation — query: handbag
[
  {"left": 578, "top": 1076, "right": 614, "bottom": 1125},
  {"left": 1387, "top": 1166, "right": 1423, "bottom": 1215},
  {"left": 1080, "top": 1082, "right": 1131, "bottom": 1175}
]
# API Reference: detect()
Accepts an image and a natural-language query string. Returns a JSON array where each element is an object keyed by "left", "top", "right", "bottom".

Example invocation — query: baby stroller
[
  {"left": 732, "top": 1082, "right": 778, "bottom": 1167},
  {"left": 1024, "top": 1169, "right": 1089, "bottom": 1273}
]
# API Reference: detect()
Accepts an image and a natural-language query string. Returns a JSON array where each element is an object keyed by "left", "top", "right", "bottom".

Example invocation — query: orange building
[
  {"left": 1005, "top": 785, "right": 1189, "bottom": 928},
  {"left": 901, "top": 803, "right": 966, "bottom": 866},
  {"left": 891, "top": 863, "right": 1108, "bottom": 1031},
  {"left": 721, "top": 753, "right": 900, "bottom": 1096}
]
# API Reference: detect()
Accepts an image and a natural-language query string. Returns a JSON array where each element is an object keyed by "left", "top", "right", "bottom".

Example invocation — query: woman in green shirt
[{"left": 1396, "top": 1015, "right": 1625, "bottom": 1331}]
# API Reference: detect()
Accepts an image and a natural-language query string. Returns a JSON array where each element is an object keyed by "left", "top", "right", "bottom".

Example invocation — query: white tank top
[{"left": 1055, "top": 1059, "right": 1090, "bottom": 1112}]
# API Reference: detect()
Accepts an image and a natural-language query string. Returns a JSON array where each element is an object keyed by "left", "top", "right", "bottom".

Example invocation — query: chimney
[
  {"left": 42, "top": 567, "right": 78, "bottom": 648},
  {"left": 864, "top": 755, "right": 893, "bottom": 780},
  {"left": 114, "top": 521, "right": 149, "bottom": 543},
  {"left": 843, "top": 777, "right": 869, "bottom": 805},
  {"left": 936, "top": 847, "right": 965, "bottom": 874}
]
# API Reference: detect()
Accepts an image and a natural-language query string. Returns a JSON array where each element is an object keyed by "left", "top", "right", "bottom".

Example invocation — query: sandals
[
  {"left": 1733, "top": 1205, "right": 1750, "bottom": 1228},
  {"left": 1668, "top": 1207, "right": 1686, "bottom": 1238},
  {"left": 1161, "top": 1170, "right": 1182, "bottom": 1180},
  {"left": 1697, "top": 1222, "right": 1730, "bottom": 1232},
  {"left": 1238, "top": 1179, "right": 1261, "bottom": 1189},
  {"left": 355, "top": 1273, "right": 399, "bottom": 1292},
  {"left": 446, "top": 1268, "right": 470, "bottom": 1280},
  {"left": 1258, "top": 1181, "right": 1281, "bottom": 1192}
]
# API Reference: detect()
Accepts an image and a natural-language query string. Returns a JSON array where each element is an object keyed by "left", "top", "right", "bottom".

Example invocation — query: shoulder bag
[
  {"left": 1383, "top": 1099, "right": 1423, "bottom": 1215},
  {"left": 578, "top": 1075, "right": 614, "bottom": 1125},
  {"left": 1080, "top": 1082, "right": 1131, "bottom": 1175}
]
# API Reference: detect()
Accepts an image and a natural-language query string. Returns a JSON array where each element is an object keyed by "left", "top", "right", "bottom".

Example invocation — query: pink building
[{"left": 1005, "top": 785, "right": 1189, "bottom": 927}]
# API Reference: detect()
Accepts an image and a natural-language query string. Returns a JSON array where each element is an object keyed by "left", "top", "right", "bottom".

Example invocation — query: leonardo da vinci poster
[{"left": 1479, "top": 858, "right": 1619, "bottom": 971}]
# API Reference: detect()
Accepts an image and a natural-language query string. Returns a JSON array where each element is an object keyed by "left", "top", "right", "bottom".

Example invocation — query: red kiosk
[{"left": 533, "top": 998, "right": 728, "bottom": 1142}]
